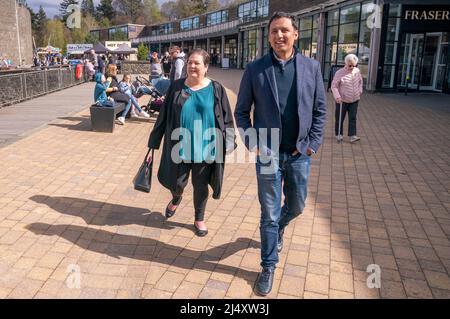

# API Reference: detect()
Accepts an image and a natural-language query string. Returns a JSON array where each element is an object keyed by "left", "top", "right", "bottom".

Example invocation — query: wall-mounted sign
[
  {"left": 402, "top": 5, "right": 450, "bottom": 32},
  {"left": 67, "top": 44, "right": 93, "bottom": 54},
  {"left": 104, "top": 41, "right": 132, "bottom": 50}
]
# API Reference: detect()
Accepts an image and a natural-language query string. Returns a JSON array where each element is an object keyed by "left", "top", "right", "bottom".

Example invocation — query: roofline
[{"left": 90, "top": 23, "right": 145, "bottom": 32}]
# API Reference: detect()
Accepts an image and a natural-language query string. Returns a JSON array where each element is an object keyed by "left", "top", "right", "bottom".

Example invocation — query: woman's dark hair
[
  {"left": 187, "top": 48, "right": 210, "bottom": 66},
  {"left": 268, "top": 12, "right": 298, "bottom": 31}
]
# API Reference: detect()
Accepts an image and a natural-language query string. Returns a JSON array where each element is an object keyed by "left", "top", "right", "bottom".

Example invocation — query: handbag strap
[{"left": 146, "top": 149, "right": 154, "bottom": 166}]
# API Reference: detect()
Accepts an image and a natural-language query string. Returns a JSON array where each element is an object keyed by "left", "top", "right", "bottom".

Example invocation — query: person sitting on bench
[
  {"left": 119, "top": 73, "right": 150, "bottom": 118},
  {"left": 94, "top": 72, "right": 115, "bottom": 107}
]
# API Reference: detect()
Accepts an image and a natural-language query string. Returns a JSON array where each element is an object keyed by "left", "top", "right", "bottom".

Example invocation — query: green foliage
[
  {"left": 137, "top": 43, "right": 149, "bottom": 61},
  {"left": 109, "top": 29, "right": 128, "bottom": 41},
  {"left": 81, "top": 0, "right": 95, "bottom": 16},
  {"left": 96, "top": 0, "right": 115, "bottom": 21},
  {"left": 45, "top": 19, "right": 67, "bottom": 52}
]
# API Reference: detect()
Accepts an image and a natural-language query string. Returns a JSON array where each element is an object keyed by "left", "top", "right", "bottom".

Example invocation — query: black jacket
[{"left": 148, "top": 79, "right": 236, "bottom": 199}]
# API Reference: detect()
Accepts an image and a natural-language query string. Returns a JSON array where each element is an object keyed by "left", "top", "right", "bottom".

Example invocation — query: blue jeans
[
  {"left": 119, "top": 100, "right": 132, "bottom": 119},
  {"left": 129, "top": 95, "right": 143, "bottom": 113},
  {"left": 256, "top": 151, "right": 311, "bottom": 268}
]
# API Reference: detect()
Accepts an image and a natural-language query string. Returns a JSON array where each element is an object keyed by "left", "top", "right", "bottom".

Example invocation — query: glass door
[
  {"left": 420, "top": 33, "right": 441, "bottom": 90},
  {"left": 409, "top": 34, "right": 424, "bottom": 89}
]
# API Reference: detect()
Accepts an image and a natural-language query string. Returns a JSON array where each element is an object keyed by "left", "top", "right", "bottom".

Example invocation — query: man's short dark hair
[{"left": 268, "top": 12, "right": 298, "bottom": 31}]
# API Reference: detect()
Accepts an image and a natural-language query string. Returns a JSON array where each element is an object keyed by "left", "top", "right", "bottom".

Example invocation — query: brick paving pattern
[{"left": 0, "top": 68, "right": 449, "bottom": 299}]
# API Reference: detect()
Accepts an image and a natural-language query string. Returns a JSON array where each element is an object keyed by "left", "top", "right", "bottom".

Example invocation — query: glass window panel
[
  {"left": 389, "top": 4, "right": 401, "bottom": 17},
  {"left": 313, "top": 14, "right": 319, "bottom": 29},
  {"left": 326, "top": 26, "right": 338, "bottom": 44},
  {"left": 359, "top": 22, "right": 371, "bottom": 47},
  {"left": 328, "top": 10, "right": 339, "bottom": 25},
  {"left": 339, "top": 22, "right": 359, "bottom": 43},
  {"left": 300, "top": 30, "right": 311, "bottom": 40},
  {"left": 358, "top": 42, "right": 371, "bottom": 64},
  {"left": 300, "top": 17, "right": 312, "bottom": 31},
  {"left": 361, "top": 2, "right": 375, "bottom": 21},
  {"left": 299, "top": 37, "right": 312, "bottom": 57},
  {"left": 358, "top": 64, "right": 368, "bottom": 83},
  {"left": 382, "top": 65, "right": 396, "bottom": 88},
  {"left": 325, "top": 43, "right": 338, "bottom": 63},
  {"left": 384, "top": 42, "right": 397, "bottom": 64},
  {"left": 323, "top": 63, "right": 331, "bottom": 81},
  {"left": 340, "top": 4, "right": 361, "bottom": 24},
  {"left": 386, "top": 18, "right": 400, "bottom": 42},
  {"left": 312, "top": 29, "right": 318, "bottom": 43}
]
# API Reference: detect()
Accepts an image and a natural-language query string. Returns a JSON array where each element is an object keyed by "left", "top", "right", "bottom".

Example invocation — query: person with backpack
[{"left": 169, "top": 46, "right": 186, "bottom": 82}]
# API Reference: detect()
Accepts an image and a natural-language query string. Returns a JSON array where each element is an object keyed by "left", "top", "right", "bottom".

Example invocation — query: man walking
[{"left": 234, "top": 12, "right": 327, "bottom": 296}]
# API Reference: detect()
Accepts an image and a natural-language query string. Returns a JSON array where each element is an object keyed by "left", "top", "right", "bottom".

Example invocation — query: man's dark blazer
[{"left": 234, "top": 51, "right": 327, "bottom": 155}]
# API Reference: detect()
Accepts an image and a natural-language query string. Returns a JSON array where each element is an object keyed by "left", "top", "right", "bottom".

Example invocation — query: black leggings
[
  {"left": 170, "top": 162, "right": 213, "bottom": 222},
  {"left": 335, "top": 101, "right": 359, "bottom": 136}
]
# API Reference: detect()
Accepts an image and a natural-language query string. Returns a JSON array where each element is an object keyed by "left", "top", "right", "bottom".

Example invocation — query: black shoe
[
  {"left": 277, "top": 227, "right": 285, "bottom": 253},
  {"left": 193, "top": 223, "right": 208, "bottom": 237},
  {"left": 255, "top": 267, "right": 275, "bottom": 296},
  {"left": 165, "top": 198, "right": 181, "bottom": 218}
]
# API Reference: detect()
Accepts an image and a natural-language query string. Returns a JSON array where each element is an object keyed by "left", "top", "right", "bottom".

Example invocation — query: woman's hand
[
  {"left": 146, "top": 150, "right": 153, "bottom": 163},
  {"left": 336, "top": 97, "right": 342, "bottom": 104}
]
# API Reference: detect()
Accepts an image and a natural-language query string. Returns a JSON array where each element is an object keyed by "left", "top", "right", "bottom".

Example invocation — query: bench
[{"left": 90, "top": 102, "right": 125, "bottom": 133}]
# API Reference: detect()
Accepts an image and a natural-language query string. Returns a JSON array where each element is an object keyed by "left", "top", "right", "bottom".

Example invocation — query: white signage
[
  {"left": 67, "top": 44, "right": 93, "bottom": 54},
  {"left": 105, "top": 41, "right": 132, "bottom": 50}
]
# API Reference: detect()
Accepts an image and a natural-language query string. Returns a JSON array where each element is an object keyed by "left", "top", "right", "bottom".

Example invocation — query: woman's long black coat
[{"left": 148, "top": 78, "right": 236, "bottom": 199}]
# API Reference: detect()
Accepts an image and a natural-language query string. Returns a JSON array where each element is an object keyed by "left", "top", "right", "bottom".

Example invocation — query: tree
[
  {"left": 137, "top": 43, "right": 149, "bottom": 61},
  {"left": 113, "top": 0, "right": 144, "bottom": 24},
  {"left": 33, "top": 6, "right": 48, "bottom": 47},
  {"left": 45, "top": 19, "right": 67, "bottom": 52},
  {"left": 81, "top": 0, "right": 95, "bottom": 16},
  {"left": 59, "top": 0, "right": 80, "bottom": 22},
  {"left": 160, "top": 1, "right": 179, "bottom": 21},
  {"left": 96, "top": 0, "right": 115, "bottom": 21},
  {"left": 141, "top": 0, "right": 162, "bottom": 25}
]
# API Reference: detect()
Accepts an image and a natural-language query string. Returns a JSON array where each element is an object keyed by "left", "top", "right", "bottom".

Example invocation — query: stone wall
[
  {"left": 0, "top": 0, "right": 33, "bottom": 66},
  {"left": 121, "top": 61, "right": 151, "bottom": 75}
]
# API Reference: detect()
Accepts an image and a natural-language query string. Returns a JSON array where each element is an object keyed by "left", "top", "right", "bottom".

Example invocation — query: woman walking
[
  {"left": 331, "top": 53, "right": 363, "bottom": 143},
  {"left": 147, "top": 49, "right": 236, "bottom": 236}
]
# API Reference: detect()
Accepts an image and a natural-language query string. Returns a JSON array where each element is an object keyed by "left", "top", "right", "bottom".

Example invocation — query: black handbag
[{"left": 134, "top": 149, "right": 154, "bottom": 193}]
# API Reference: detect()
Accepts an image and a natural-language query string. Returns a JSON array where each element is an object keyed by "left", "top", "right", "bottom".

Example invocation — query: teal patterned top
[{"left": 179, "top": 81, "right": 216, "bottom": 162}]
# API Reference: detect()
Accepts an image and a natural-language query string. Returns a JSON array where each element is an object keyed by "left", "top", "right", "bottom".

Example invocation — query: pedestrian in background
[{"left": 331, "top": 53, "right": 363, "bottom": 143}]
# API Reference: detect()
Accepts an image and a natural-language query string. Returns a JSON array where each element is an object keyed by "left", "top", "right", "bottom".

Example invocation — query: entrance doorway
[{"left": 399, "top": 32, "right": 449, "bottom": 92}]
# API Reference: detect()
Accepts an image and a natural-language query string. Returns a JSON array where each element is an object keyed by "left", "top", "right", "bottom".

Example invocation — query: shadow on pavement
[
  {"left": 31, "top": 195, "right": 198, "bottom": 232},
  {"left": 26, "top": 222, "right": 260, "bottom": 286},
  {"left": 28, "top": 195, "right": 261, "bottom": 287}
]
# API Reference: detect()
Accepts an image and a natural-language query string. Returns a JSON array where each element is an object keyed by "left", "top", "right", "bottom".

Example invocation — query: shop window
[{"left": 340, "top": 4, "right": 361, "bottom": 24}]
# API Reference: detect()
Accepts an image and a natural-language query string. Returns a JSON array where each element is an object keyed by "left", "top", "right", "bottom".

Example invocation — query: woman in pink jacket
[{"left": 331, "top": 54, "right": 363, "bottom": 143}]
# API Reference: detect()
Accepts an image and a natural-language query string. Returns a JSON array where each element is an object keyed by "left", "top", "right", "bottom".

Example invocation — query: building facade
[
  {"left": 0, "top": 0, "right": 33, "bottom": 66},
  {"left": 92, "top": 0, "right": 450, "bottom": 93}
]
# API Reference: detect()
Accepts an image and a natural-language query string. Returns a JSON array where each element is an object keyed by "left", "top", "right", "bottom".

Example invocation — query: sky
[{"left": 27, "top": 0, "right": 167, "bottom": 18}]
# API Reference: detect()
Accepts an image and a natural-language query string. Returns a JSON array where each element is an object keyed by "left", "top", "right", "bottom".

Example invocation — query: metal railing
[{"left": 0, "top": 66, "right": 87, "bottom": 108}]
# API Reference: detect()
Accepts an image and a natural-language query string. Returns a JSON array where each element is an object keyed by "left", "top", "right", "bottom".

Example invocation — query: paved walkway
[
  {"left": 0, "top": 68, "right": 449, "bottom": 299},
  {"left": 0, "top": 82, "right": 95, "bottom": 148}
]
